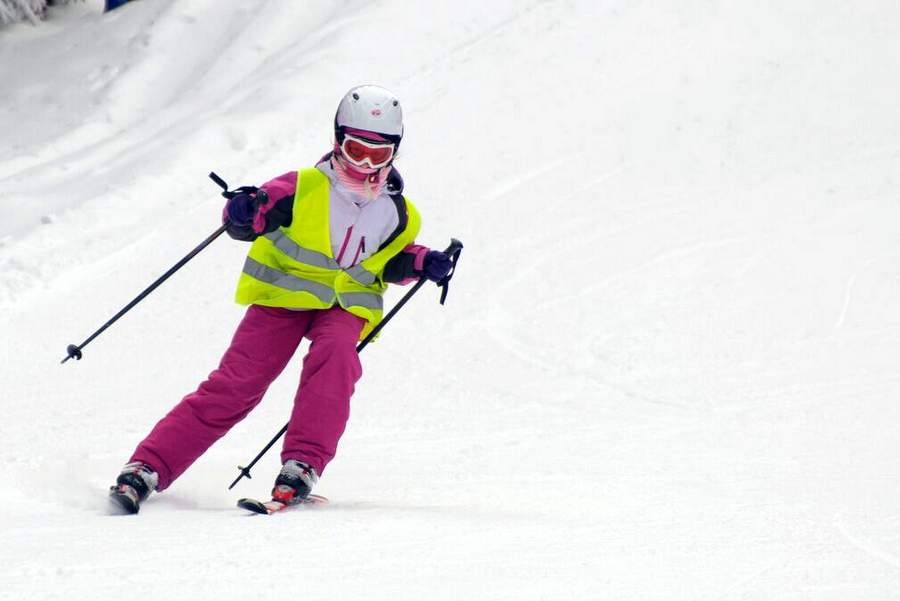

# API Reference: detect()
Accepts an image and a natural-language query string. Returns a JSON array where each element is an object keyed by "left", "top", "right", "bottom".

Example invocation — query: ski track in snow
[
  {"left": 833, "top": 272, "right": 857, "bottom": 330},
  {"left": 834, "top": 513, "right": 900, "bottom": 573},
  {"left": 3, "top": 1, "right": 900, "bottom": 600}
]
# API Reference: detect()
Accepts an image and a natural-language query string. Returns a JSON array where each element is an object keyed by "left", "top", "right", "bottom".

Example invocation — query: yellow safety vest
[{"left": 235, "top": 167, "right": 421, "bottom": 340}]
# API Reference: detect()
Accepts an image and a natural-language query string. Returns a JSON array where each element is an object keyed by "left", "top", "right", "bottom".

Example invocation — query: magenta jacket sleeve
[{"left": 225, "top": 171, "right": 297, "bottom": 241}]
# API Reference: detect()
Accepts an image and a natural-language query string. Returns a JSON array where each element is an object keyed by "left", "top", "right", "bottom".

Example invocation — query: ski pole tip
[{"left": 61, "top": 344, "right": 83, "bottom": 364}]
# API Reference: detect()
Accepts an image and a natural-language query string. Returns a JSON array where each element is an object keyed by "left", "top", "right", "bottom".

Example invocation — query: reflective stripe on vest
[
  {"left": 266, "top": 228, "right": 378, "bottom": 286},
  {"left": 242, "top": 257, "right": 335, "bottom": 304},
  {"left": 264, "top": 231, "right": 340, "bottom": 271},
  {"left": 340, "top": 291, "right": 383, "bottom": 311},
  {"left": 344, "top": 264, "right": 377, "bottom": 286}
]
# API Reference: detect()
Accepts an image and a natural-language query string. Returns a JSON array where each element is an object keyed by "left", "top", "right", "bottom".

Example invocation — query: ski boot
[
  {"left": 109, "top": 461, "right": 158, "bottom": 514},
  {"left": 236, "top": 460, "right": 325, "bottom": 513},
  {"left": 271, "top": 459, "right": 318, "bottom": 505}
]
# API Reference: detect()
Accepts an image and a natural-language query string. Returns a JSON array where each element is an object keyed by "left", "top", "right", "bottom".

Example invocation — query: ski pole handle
[
  {"left": 209, "top": 171, "right": 231, "bottom": 196},
  {"left": 438, "top": 238, "right": 463, "bottom": 305}
]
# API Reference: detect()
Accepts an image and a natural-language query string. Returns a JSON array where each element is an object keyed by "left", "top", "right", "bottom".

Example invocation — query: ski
[{"left": 237, "top": 494, "right": 329, "bottom": 515}]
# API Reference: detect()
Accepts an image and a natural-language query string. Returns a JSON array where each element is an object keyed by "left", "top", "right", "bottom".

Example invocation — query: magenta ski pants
[{"left": 130, "top": 305, "right": 365, "bottom": 491}]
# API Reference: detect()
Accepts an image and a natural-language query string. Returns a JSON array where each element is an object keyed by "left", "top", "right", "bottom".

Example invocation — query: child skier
[{"left": 109, "top": 85, "right": 453, "bottom": 513}]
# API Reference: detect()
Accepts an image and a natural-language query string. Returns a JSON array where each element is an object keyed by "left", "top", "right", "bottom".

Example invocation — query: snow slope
[{"left": 2, "top": 1, "right": 900, "bottom": 599}]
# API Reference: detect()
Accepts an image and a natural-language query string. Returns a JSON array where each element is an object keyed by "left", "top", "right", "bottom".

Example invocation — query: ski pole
[
  {"left": 61, "top": 172, "right": 237, "bottom": 364},
  {"left": 229, "top": 238, "right": 464, "bottom": 489}
]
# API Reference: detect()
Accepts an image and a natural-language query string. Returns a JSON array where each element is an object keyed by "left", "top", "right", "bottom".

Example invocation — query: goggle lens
[{"left": 341, "top": 135, "right": 395, "bottom": 167}]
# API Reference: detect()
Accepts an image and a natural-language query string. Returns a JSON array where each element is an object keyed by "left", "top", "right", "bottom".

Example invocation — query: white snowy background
[{"left": 2, "top": 1, "right": 900, "bottom": 599}]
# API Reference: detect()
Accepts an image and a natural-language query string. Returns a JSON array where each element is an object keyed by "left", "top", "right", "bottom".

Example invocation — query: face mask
[{"left": 332, "top": 153, "right": 391, "bottom": 201}]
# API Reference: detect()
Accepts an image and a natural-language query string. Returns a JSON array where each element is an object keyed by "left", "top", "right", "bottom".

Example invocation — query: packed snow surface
[{"left": 2, "top": 1, "right": 900, "bottom": 599}]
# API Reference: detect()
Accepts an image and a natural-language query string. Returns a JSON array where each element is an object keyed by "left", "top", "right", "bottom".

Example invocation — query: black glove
[
  {"left": 224, "top": 186, "right": 265, "bottom": 226},
  {"left": 422, "top": 250, "right": 452, "bottom": 282}
]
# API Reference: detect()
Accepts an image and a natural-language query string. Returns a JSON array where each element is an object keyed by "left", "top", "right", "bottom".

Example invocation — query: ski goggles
[{"left": 340, "top": 133, "right": 396, "bottom": 169}]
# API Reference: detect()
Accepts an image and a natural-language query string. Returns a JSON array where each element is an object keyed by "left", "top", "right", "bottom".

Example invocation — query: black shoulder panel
[{"left": 378, "top": 194, "right": 409, "bottom": 252}]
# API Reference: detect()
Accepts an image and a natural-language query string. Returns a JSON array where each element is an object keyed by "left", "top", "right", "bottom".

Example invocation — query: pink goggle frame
[{"left": 340, "top": 133, "right": 396, "bottom": 169}]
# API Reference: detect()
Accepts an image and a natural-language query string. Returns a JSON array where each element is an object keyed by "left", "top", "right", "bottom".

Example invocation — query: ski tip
[{"left": 237, "top": 498, "right": 271, "bottom": 514}]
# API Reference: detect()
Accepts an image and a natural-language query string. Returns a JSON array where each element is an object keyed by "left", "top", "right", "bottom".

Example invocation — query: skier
[{"left": 109, "top": 85, "right": 453, "bottom": 513}]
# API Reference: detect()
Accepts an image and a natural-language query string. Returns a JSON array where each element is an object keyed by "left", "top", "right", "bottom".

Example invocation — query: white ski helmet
[{"left": 334, "top": 85, "right": 403, "bottom": 148}]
